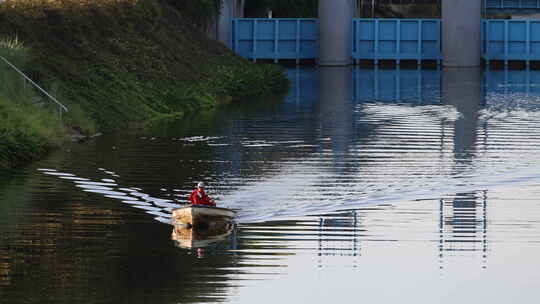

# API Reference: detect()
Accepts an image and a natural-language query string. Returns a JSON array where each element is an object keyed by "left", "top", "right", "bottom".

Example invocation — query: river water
[{"left": 2, "top": 67, "right": 540, "bottom": 303}]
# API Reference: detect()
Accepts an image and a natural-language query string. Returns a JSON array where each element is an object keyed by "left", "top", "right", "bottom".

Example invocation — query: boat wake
[
  {"left": 38, "top": 168, "right": 181, "bottom": 225},
  {"left": 38, "top": 162, "right": 540, "bottom": 225},
  {"left": 219, "top": 163, "right": 540, "bottom": 222}
]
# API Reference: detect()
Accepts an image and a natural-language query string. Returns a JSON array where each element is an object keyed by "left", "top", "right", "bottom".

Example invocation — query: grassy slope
[
  {"left": 0, "top": 36, "right": 66, "bottom": 170},
  {"left": 0, "top": 0, "right": 288, "bottom": 169},
  {"left": 0, "top": 0, "right": 288, "bottom": 130},
  {"left": 0, "top": 96, "right": 65, "bottom": 170}
]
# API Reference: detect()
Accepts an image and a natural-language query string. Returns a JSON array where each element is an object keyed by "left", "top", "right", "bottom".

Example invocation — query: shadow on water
[
  {"left": 319, "top": 66, "right": 354, "bottom": 160},
  {"left": 4, "top": 66, "right": 540, "bottom": 303},
  {"left": 442, "top": 68, "right": 484, "bottom": 171}
]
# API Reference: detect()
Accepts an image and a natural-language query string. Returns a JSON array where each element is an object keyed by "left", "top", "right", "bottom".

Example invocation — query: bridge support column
[
  {"left": 318, "top": 0, "right": 356, "bottom": 66},
  {"left": 214, "top": 0, "right": 244, "bottom": 48},
  {"left": 442, "top": 0, "right": 482, "bottom": 67}
]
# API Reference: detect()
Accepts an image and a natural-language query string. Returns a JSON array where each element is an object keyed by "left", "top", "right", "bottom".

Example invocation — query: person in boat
[{"left": 189, "top": 182, "right": 216, "bottom": 206}]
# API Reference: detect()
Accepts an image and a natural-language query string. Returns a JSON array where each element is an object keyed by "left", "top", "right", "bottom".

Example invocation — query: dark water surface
[{"left": 2, "top": 67, "right": 540, "bottom": 303}]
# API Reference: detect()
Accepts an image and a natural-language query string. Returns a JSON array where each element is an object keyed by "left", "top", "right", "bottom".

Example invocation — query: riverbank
[
  {"left": 0, "top": 97, "right": 66, "bottom": 170},
  {"left": 0, "top": 0, "right": 288, "bottom": 169},
  {"left": 0, "top": 36, "right": 67, "bottom": 170}
]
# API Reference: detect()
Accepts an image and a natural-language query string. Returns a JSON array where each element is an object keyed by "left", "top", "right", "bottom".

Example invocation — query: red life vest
[{"left": 189, "top": 189, "right": 214, "bottom": 206}]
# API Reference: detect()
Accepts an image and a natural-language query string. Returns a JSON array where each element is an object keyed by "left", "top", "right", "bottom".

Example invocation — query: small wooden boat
[
  {"left": 171, "top": 221, "right": 234, "bottom": 249},
  {"left": 171, "top": 205, "right": 236, "bottom": 228}
]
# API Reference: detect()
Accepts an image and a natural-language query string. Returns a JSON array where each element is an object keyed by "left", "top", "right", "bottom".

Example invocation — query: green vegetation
[
  {"left": 0, "top": 96, "right": 66, "bottom": 170},
  {"left": 0, "top": 0, "right": 288, "bottom": 129},
  {"left": 0, "top": 0, "right": 289, "bottom": 169},
  {"left": 0, "top": 37, "right": 66, "bottom": 170}
]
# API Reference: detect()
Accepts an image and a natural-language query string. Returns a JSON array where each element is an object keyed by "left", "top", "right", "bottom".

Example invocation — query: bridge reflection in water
[{"left": 284, "top": 66, "right": 540, "bottom": 268}]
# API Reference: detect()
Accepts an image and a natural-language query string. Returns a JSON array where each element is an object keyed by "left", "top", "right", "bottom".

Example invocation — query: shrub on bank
[
  {"left": 0, "top": 36, "right": 67, "bottom": 169},
  {"left": 0, "top": 97, "right": 66, "bottom": 170}
]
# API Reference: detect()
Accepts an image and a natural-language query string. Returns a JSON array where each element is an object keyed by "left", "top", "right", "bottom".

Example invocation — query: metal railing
[{"left": 0, "top": 55, "right": 68, "bottom": 117}]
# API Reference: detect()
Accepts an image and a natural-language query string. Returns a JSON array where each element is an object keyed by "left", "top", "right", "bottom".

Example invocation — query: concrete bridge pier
[
  {"left": 318, "top": 0, "right": 357, "bottom": 66},
  {"left": 212, "top": 0, "right": 244, "bottom": 48},
  {"left": 442, "top": 0, "right": 482, "bottom": 67}
]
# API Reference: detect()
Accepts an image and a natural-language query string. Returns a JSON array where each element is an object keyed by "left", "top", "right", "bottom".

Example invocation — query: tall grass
[
  {"left": 0, "top": 36, "right": 33, "bottom": 104},
  {"left": 0, "top": 96, "right": 66, "bottom": 170},
  {"left": 0, "top": 36, "right": 66, "bottom": 169}
]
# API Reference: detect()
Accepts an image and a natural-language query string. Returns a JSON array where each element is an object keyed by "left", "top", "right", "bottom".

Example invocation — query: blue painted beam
[
  {"left": 482, "top": 19, "right": 540, "bottom": 64},
  {"left": 351, "top": 19, "right": 441, "bottom": 63},
  {"left": 231, "top": 18, "right": 318, "bottom": 62},
  {"left": 232, "top": 18, "right": 540, "bottom": 64}
]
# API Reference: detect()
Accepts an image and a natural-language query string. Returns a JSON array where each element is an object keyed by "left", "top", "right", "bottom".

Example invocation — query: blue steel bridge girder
[{"left": 229, "top": 0, "right": 539, "bottom": 65}]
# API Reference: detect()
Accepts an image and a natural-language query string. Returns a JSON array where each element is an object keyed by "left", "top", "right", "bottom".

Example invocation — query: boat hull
[{"left": 171, "top": 205, "right": 236, "bottom": 228}]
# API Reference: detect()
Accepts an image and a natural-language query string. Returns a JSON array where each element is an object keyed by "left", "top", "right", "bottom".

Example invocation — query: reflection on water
[
  {"left": 439, "top": 191, "right": 488, "bottom": 269},
  {"left": 352, "top": 67, "right": 442, "bottom": 103},
  {"left": 171, "top": 223, "right": 236, "bottom": 250},
  {"left": 3, "top": 67, "right": 540, "bottom": 303},
  {"left": 442, "top": 68, "right": 483, "bottom": 169},
  {"left": 319, "top": 66, "right": 354, "bottom": 159}
]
